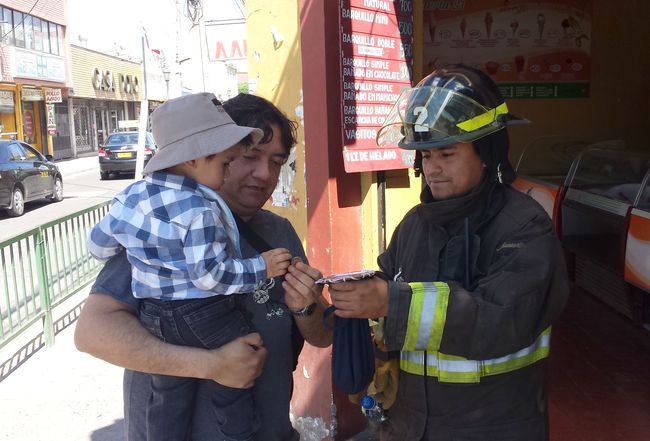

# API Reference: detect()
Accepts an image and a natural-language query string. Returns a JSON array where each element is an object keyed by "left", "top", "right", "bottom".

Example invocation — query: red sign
[
  {"left": 23, "top": 110, "right": 34, "bottom": 137},
  {"left": 340, "top": 0, "right": 414, "bottom": 172},
  {"left": 343, "top": 0, "right": 413, "bottom": 18},
  {"left": 342, "top": 56, "right": 411, "bottom": 82},
  {"left": 341, "top": 6, "right": 413, "bottom": 38},
  {"left": 341, "top": 32, "right": 413, "bottom": 60},
  {"left": 343, "top": 147, "right": 415, "bottom": 173}
]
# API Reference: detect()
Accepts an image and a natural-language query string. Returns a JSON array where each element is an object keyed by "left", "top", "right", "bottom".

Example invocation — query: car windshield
[{"left": 106, "top": 133, "right": 139, "bottom": 146}]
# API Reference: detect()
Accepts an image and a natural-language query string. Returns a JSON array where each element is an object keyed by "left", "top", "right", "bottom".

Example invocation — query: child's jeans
[{"left": 139, "top": 295, "right": 258, "bottom": 441}]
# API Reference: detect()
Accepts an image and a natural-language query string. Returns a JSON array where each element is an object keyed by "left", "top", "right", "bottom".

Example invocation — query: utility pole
[{"left": 134, "top": 35, "right": 149, "bottom": 179}]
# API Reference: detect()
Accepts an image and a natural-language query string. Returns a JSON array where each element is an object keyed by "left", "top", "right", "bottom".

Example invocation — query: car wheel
[
  {"left": 100, "top": 171, "right": 109, "bottom": 180},
  {"left": 7, "top": 187, "right": 24, "bottom": 217},
  {"left": 50, "top": 177, "right": 63, "bottom": 202}
]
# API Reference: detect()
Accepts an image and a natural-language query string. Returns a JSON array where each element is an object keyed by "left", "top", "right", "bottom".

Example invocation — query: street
[{"left": 0, "top": 165, "right": 130, "bottom": 242}]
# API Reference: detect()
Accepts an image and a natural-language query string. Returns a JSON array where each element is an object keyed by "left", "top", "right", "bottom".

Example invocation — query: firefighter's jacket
[{"left": 378, "top": 182, "right": 569, "bottom": 441}]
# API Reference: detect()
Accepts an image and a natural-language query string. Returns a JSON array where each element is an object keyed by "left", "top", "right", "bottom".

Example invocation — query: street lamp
[{"left": 163, "top": 69, "right": 171, "bottom": 100}]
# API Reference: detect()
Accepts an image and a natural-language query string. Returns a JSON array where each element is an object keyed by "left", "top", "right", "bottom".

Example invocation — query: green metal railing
[{"left": 0, "top": 201, "right": 110, "bottom": 349}]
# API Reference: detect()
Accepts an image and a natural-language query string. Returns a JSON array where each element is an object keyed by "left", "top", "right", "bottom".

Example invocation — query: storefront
[
  {"left": 0, "top": 87, "right": 18, "bottom": 140},
  {"left": 69, "top": 45, "right": 146, "bottom": 155},
  {"left": 0, "top": 51, "right": 69, "bottom": 158}
]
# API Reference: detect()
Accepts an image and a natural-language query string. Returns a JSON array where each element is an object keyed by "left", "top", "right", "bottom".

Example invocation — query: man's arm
[{"left": 74, "top": 293, "right": 267, "bottom": 388}]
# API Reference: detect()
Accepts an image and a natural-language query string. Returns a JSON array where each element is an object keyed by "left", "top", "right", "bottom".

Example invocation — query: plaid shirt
[{"left": 88, "top": 172, "right": 267, "bottom": 300}]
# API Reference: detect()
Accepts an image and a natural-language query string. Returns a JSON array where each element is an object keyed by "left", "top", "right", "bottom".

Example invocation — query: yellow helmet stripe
[{"left": 456, "top": 102, "right": 509, "bottom": 132}]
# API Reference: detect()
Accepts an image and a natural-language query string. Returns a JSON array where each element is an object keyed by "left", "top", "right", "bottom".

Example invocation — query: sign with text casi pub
[{"left": 340, "top": 0, "right": 414, "bottom": 173}]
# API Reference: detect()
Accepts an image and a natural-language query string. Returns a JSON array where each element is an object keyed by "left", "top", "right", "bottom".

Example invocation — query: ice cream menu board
[
  {"left": 423, "top": 0, "right": 591, "bottom": 98},
  {"left": 340, "top": 0, "right": 414, "bottom": 173}
]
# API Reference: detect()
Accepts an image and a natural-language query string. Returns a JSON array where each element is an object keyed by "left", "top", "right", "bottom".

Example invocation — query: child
[{"left": 87, "top": 92, "right": 291, "bottom": 441}]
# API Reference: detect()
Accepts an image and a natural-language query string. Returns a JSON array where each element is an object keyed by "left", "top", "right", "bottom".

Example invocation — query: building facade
[
  {"left": 0, "top": 0, "right": 69, "bottom": 158},
  {"left": 68, "top": 45, "right": 141, "bottom": 156}
]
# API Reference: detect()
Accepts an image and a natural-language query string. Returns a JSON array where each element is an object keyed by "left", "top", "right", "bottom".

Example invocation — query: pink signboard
[{"left": 340, "top": 0, "right": 414, "bottom": 173}]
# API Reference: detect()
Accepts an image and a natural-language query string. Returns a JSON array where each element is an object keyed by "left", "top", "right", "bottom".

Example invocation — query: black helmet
[{"left": 377, "top": 64, "right": 526, "bottom": 150}]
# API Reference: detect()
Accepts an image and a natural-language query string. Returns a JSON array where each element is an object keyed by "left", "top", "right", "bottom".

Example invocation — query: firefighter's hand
[{"left": 329, "top": 276, "right": 388, "bottom": 318}]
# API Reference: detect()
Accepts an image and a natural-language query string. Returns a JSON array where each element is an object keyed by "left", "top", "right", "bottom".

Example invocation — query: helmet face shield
[{"left": 376, "top": 86, "right": 510, "bottom": 150}]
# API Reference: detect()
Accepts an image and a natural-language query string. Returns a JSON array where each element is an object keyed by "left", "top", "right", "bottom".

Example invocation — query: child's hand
[{"left": 262, "top": 248, "right": 292, "bottom": 278}]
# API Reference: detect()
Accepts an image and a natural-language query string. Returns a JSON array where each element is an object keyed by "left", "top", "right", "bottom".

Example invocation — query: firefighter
[{"left": 329, "top": 64, "right": 569, "bottom": 441}]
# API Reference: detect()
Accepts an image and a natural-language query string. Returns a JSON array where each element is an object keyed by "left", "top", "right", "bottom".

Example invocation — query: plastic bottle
[{"left": 360, "top": 395, "right": 386, "bottom": 422}]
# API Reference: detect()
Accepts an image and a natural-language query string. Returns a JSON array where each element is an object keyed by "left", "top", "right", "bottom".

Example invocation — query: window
[
  {"left": 49, "top": 22, "right": 58, "bottom": 55},
  {"left": 0, "top": 7, "right": 14, "bottom": 45},
  {"left": 13, "top": 11, "right": 24, "bottom": 47},
  {"left": 7, "top": 142, "right": 26, "bottom": 160},
  {"left": 23, "top": 14, "right": 33, "bottom": 49},
  {"left": 20, "top": 142, "right": 40, "bottom": 160},
  {"left": 57, "top": 24, "right": 64, "bottom": 56},
  {"left": 41, "top": 19, "right": 49, "bottom": 53},
  {"left": 33, "top": 17, "right": 42, "bottom": 51}
]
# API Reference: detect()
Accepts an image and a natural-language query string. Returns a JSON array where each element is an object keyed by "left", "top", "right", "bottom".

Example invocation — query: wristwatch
[{"left": 288, "top": 302, "right": 317, "bottom": 317}]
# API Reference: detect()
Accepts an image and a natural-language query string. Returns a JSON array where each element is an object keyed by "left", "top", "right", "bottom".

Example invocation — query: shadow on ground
[
  {"left": 91, "top": 419, "right": 125, "bottom": 441},
  {"left": 0, "top": 301, "right": 83, "bottom": 382}
]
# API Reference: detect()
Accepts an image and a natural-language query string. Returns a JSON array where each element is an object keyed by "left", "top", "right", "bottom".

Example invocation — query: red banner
[{"left": 340, "top": 0, "right": 414, "bottom": 173}]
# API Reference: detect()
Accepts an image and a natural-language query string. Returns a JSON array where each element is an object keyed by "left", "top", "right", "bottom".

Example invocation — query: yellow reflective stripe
[
  {"left": 403, "top": 282, "right": 450, "bottom": 351},
  {"left": 403, "top": 282, "right": 425, "bottom": 351},
  {"left": 456, "top": 102, "right": 509, "bottom": 132},
  {"left": 400, "top": 327, "right": 552, "bottom": 382},
  {"left": 480, "top": 328, "right": 551, "bottom": 376}
]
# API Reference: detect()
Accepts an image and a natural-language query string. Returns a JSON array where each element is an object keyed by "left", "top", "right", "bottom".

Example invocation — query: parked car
[
  {"left": 98, "top": 131, "right": 157, "bottom": 180},
  {"left": 0, "top": 140, "right": 63, "bottom": 217}
]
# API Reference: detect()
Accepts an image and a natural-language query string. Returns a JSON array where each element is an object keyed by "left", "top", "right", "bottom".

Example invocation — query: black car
[
  {"left": 0, "top": 140, "right": 63, "bottom": 217},
  {"left": 98, "top": 131, "right": 157, "bottom": 180}
]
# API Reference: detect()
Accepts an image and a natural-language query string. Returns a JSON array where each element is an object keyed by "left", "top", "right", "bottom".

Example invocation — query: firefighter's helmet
[{"left": 377, "top": 64, "right": 526, "bottom": 150}]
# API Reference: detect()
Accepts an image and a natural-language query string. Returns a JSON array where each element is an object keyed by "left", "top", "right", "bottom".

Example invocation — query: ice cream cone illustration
[
  {"left": 485, "top": 12, "right": 494, "bottom": 39},
  {"left": 537, "top": 13, "right": 546, "bottom": 39},
  {"left": 460, "top": 17, "right": 467, "bottom": 39},
  {"left": 510, "top": 20, "right": 519, "bottom": 37}
]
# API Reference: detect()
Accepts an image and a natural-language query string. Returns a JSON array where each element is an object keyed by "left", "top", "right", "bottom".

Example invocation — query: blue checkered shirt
[{"left": 87, "top": 172, "right": 268, "bottom": 300}]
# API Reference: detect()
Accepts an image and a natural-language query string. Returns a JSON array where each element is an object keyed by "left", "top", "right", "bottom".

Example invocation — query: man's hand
[
  {"left": 75, "top": 294, "right": 268, "bottom": 383},
  {"left": 206, "top": 333, "right": 267, "bottom": 388},
  {"left": 328, "top": 276, "right": 389, "bottom": 318},
  {"left": 262, "top": 248, "right": 292, "bottom": 278},
  {"left": 282, "top": 258, "right": 332, "bottom": 348},
  {"left": 282, "top": 258, "right": 323, "bottom": 311}
]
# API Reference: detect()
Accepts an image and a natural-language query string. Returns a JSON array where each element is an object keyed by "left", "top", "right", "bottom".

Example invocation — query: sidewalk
[
  {"left": 0, "top": 289, "right": 125, "bottom": 441},
  {"left": 0, "top": 287, "right": 378, "bottom": 441}
]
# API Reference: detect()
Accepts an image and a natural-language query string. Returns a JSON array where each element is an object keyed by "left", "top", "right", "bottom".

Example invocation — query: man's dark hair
[{"left": 223, "top": 93, "right": 298, "bottom": 155}]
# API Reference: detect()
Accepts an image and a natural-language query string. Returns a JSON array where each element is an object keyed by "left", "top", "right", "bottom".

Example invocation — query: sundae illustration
[{"left": 562, "top": 16, "right": 590, "bottom": 47}]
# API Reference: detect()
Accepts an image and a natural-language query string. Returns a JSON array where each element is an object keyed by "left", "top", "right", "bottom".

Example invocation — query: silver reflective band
[
  {"left": 413, "top": 283, "right": 439, "bottom": 350},
  {"left": 400, "top": 328, "right": 551, "bottom": 382}
]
